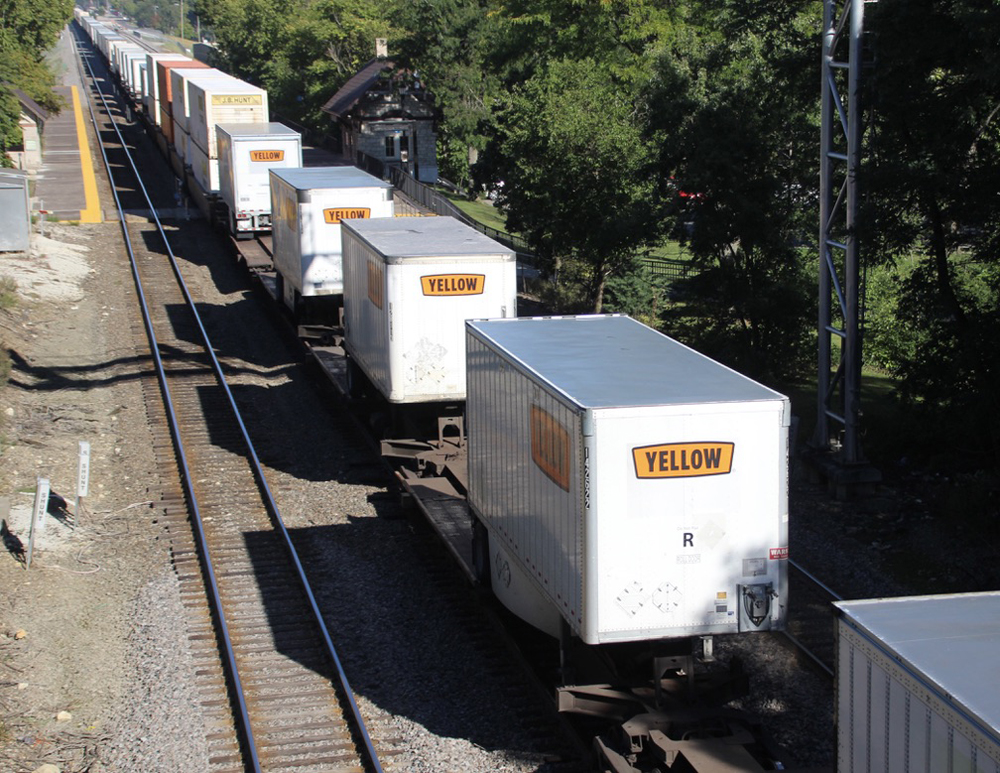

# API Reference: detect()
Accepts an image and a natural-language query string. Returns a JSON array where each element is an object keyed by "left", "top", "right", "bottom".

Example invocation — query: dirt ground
[{"left": 0, "top": 221, "right": 169, "bottom": 773}]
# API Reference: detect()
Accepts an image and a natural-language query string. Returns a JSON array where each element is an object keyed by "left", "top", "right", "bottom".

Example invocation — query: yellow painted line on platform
[{"left": 71, "top": 85, "right": 102, "bottom": 223}]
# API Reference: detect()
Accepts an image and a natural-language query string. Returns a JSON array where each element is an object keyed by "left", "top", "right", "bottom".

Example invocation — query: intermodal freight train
[{"left": 72, "top": 12, "right": 799, "bottom": 769}]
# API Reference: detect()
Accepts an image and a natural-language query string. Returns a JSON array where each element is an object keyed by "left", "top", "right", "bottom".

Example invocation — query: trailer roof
[
  {"left": 467, "top": 315, "right": 787, "bottom": 409},
  {"left": 270, "top": 166, "right": 390, "bottom": 190},
  {"left": 835, "top": 592, "right": 1000, "bottom": 745},
  {"left": 216, "top": 122, "right": 299, "bottom": 138},
  {"left": 342, "top": 217, "right": 513, "bottom": 260}
]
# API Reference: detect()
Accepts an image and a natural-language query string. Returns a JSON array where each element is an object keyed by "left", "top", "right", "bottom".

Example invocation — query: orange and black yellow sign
[
  {"left": 323, "top": 207, "right": 371, "bottom": 224},
  {"left": 420, "top": 274, "right": 486, "bottom": 296},
  {"left": 367, "top": 259, "right": 384, "bottom": 309},
  {"left": 632, "top": 442, "right": 734, "bottom": 478},
  {"left": 531, "top": 406, "right": 571, "bottom": 491},
  {"left": 249, "top": 149, "right": 285, "bottom": 162}
]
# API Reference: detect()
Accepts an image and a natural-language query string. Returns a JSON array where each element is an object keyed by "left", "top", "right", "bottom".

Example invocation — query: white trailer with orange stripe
[
  {"left": 341, "top": 216, "right": 516, "bottom": 404},
  {"left": 217, "top": 123, "right": 302, "bottom": 236},
  {"left": 464, "top": 314, "right": 790, "bottom": 645},
  {"left": 269, "top": 166, "right": 393, "bottom": 316}
]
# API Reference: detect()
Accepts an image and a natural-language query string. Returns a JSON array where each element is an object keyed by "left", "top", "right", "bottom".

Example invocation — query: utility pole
[{"left": 812, "top": 0, "right": 880, "bottom": 497}]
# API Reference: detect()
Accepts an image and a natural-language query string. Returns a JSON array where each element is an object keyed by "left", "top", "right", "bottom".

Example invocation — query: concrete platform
[{"left": 33, "top": 30, "right": 102, "bottom": 223}]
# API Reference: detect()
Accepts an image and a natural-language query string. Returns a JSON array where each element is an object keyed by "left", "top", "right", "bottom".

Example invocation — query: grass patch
[
  {"left": 439, "top": 191, "right": 509, "bottom": 233},
  {"left": 0, "top": 277, "right": 17, "bottom": 311}
]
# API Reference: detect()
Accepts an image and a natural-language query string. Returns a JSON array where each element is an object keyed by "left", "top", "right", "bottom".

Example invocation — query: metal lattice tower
[{"left": 814, "top": 0, "right": 875, "bottom": 473}]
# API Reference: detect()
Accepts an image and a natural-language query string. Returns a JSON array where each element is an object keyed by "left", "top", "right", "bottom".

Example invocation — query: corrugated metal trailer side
[{"left": 835, "top": 593, "right": 1000, "bottom": 773}]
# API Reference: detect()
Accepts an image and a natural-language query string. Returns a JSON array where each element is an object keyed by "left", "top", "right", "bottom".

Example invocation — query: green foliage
[
  {"left": 602, "top": 262, "right": 673, "bottom": 329},
  {"left": 0, "top": 0, "right": 73, "bottom": 162},
  {"left": 859, "top": 0, "right": 1000, "bottom": 469},
  {"left": 0, "top": 277, "right": 17, "bottom": 311},
  {"left": 490, "top": 57, "right": 660, "bottom": 312},
  {"left": 645, "top": 1, "right": 821, "bottom": 380},
  {"left": 196, "top": 0, "right": 391, "bottom": 127},
  {"left": 392, "top": 0, "right": 496, "bottom": 185}
]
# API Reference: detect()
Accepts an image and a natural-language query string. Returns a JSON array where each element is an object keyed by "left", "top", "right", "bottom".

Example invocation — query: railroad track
[
  {"left": 784, "top": 559, "right": 842, "bottom": 676},
  {"left": 74, "top": 30, "right": 385, "bottom": 773}
]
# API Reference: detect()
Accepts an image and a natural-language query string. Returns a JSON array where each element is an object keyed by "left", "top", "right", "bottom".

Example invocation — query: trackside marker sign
[
  {"left": 632, "top": 442, "right": 734, "bottom": 478},
  {"left": 421, "top": 274, "right": 486, "bottom": 296}
]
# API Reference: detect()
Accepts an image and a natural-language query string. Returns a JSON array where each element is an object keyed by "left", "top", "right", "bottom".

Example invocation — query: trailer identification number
[
  {"left": 250, "top": 149, "right": 284, "bottom": 162},
  {"left": 632, "top": 442, "right": 734, "bottom": 478},
  {"left": 323, "top": 207, "right": 371, "bottom": 224},
  {"left": 420, "top": 274, "right": 486, "bottom": 296}
]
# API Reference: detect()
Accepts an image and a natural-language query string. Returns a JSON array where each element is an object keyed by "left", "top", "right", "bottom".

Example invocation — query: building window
[{"left": 384, "top": 136, "right": 395, "bottom": 157}]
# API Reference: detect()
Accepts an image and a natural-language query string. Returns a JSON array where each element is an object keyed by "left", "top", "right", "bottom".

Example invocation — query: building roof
[
  {"left": 321, "top": 58, "right": 395, "bottom": 120},
  {"left": 11, "top": 88, "right": 50, "bottom": 128}
]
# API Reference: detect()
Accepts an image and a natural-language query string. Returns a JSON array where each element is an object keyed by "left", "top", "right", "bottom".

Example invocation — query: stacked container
[
  {"left": 185, "top": 74, "right": 269, "bottom": 193},
  {"left": 144, "top": 54, "right": 189, "bottom": 123},
  {"left": 341, "top": 216, "right": 516, "bottom": 403},
  {"left": 465, "top": 315, "right": 790, "bottom": 644},
  {"left": 217, "top": 123, "right": 302, "bottom": 235},
  {"left": 169, "top": 68, "right": 230, "bottom": 162},
  {"left": 269, "top": 167, "right": 394, "bottom": 312},
  {"left": 156, "top": 59, "right": 210, "bottom": 143}
]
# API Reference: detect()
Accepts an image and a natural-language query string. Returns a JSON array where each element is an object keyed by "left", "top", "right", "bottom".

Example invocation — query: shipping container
[
  {"left": 187, "top": 138, "right": 219, "bottom": 193},
  {"left": 122, "top": 50, "right": 147, "bottom": 96},
  {"left": 144, "top": 54, "right": 189, "bottom": 123},
  {"left": 156, "top": 60, "right": 211, "bottom": 138},
  {"left": 187, "top": 76, "right": 269, "bottom": 160},
  {"left": 109, "top": 40, "right": 143, "bottom": 77},
  {"left": 217, "top": 123, "right": 302, "bottom": 235},
  {"left": 169, "top": 67, "right": 229, "bottom": 138},
  {"left": 342, "top": 217, "right": 516, "bottom": 404},
  {"left": 465, "top": 315, "right": 790, "bottom": 644},
  {"left": 835, "top": 593, "right": 1000, "bottom": 773},
  {"left": 269, "top": 166, "right": 394, "bottom": 312}
]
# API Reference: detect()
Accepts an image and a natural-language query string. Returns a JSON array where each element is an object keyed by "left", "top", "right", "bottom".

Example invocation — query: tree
[
  {"left": 0, "top": 0, "right": 74, "bottom": 165},
  {"left": 491, "top": 57, "right": 659, "bottom": 312},
  {"left": 391, "top": 0, "right": 497, "bottom": 185},
  {"left": 644, "top": 2, "right": 821, "bottom": 379},
  {"left": 861, "top": 0, "right": 1000, "bottom": 467}
]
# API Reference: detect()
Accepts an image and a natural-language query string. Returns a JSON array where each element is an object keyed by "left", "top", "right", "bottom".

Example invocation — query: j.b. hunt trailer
[{"left": 465, "top": 315, "right": 790, "bottom": 645}]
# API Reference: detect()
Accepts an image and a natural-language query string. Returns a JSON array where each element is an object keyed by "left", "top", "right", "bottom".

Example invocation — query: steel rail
[
  {"left": 72, "top": 27, "right": 384, "bottom": 773},
  {"left": 783, "top": 559, "right": 843, "bottom": 678}
]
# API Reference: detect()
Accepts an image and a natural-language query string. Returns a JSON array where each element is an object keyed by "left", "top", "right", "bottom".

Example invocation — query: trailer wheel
[{"left": 472, "top": 519, "right": 491, "bottom": 590}]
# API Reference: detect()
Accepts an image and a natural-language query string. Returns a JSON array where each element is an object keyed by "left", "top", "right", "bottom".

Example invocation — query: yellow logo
[
  {"left": 211, "top": 94, "right": 263, "bottom": 106},
  {"left": 420, "top": 274, "right": 486, "bottom": 296},
  {"left": 250, "top": 149, "right": 284, "bottom": 162},
  {"left": 632, "top": 442, "right": 734, "bottom": 478},
  {"left": 324, "top": 207, "right": 371, "bottom": 224},
  {"left": 531, "top": 406, "right": 570, "bottom": 491},
  {"left": 367, "top": 259, "right": 383, "bottom": 309}
]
